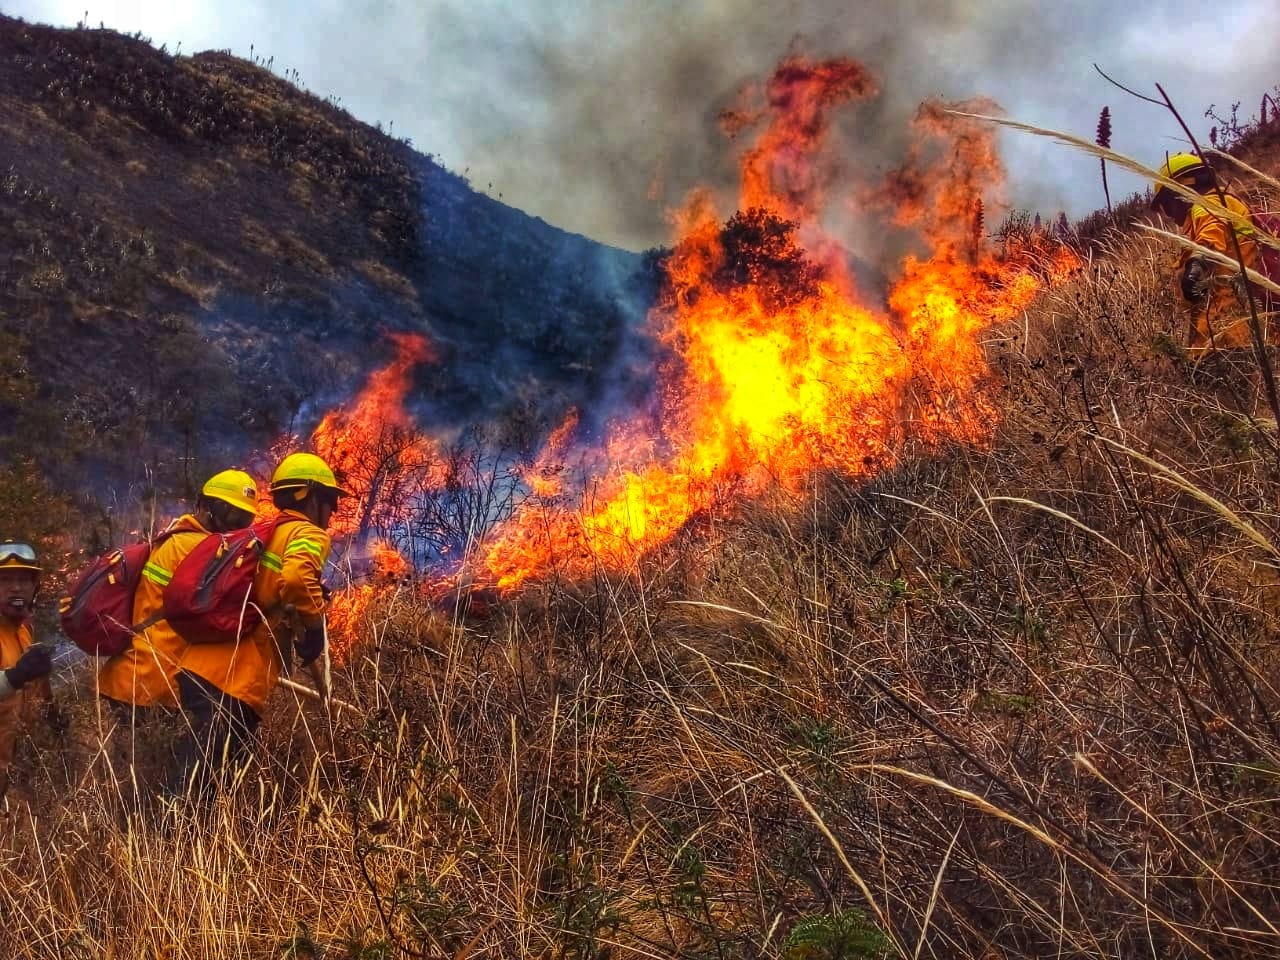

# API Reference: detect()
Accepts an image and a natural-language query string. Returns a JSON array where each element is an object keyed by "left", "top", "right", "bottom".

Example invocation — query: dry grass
[
  {"left": 5, "top": 223, "right": 1280, "bottom": 958},
  {"left": 4, "top": 27, "right": 1280, "bottom": 956}
]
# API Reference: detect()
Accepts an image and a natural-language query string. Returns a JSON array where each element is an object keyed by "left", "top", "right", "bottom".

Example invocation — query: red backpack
[
  {"left": 1251, "top": 210, "right": 1280, "bottom": 308},
  {"left": 59, "top": 532, "right": 174, "bottom": 657},
  {"left": 161, "top": 516, "right": 299, "bottom": 645}
]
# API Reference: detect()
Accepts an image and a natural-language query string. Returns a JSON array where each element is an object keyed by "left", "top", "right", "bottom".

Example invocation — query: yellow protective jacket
[
  {"left": 0, "top": 618, "right": 50, "bottom": 783},
  {"left": 1177, "top": 192, "right": 1260, "bottom": 353},
  {"left": 96, "top": 514, "right": 211, "bottom": 709},
  {"left": 178, "top": 510, "right": 331, "bottom": 715}
]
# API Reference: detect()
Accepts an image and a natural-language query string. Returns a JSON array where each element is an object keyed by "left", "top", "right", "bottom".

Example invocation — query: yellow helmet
[
  {"left": 1151, "top": 152, "right": 1208, "bottom": 208},
  {"left": 201, "top": 469, "right": 259, "bottom": 514},
  {"left": 271, "top": 452, "right": 349, "bottom": 497},
  {"left": 0, "top": 542, "right": 41, "bottom": 574}
]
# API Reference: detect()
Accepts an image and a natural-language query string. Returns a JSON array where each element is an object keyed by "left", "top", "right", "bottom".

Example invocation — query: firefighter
[
  {"left": 1150, "top": 153, "right": 1262, "bottom": 357},
  {"left": 170, "top": 452, "right": 340, "bottom": 797},
  {"left": 96, "top": 470, "right": 258, "bottom": 716},
  {"left": 0, "top": 542, "right": 52, "bottom": 797}
]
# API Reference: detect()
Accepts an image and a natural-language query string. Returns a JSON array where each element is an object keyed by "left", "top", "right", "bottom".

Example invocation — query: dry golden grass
[
  {"left": 5, "top": 47, "right": 1280, "bottom": 954},
  {"left": 7, "top": 222, "right": 1280, "bottom": 958}
]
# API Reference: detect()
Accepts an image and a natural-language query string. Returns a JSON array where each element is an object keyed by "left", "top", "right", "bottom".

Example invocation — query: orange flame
[
  {"left": 371, "top": 539, "right": 411, "bottom": 578},
  {"left": 324, "top": 584, "right": 375, "bottom": 663},
  {"left": 311, "top": 332, "right": 442, "bottom": 540},
  {"left": 288, "top": 56, "right": 1082, "bottom": 617},
  {"left": 726, "top": 57, "right": 878, "bottom": 223},
  {"left": 323, "top": 537, "right": 409, "bottom": 662},
  {"left": 523, "top": 409, "right": 580, "bottom": 500},
  {"left": 479, "top": 56, "right": 1079, "bottom": 590},
  {"left": 300, "top": 334, "right": 438, "bottom": 656}
]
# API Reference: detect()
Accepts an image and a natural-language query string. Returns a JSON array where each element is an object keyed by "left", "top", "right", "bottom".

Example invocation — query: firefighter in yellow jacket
[
  {"left": 0, "top": 542, "right": 53, "bottom": 796},
  {"left": 172, "top": 453, "right": 339, "bottom": 795},
  {"left": 1151, "top": 153, "right": 1262, "bottom": 356},
  {"left": 96, "top": 470, "right": 258, "bottom": 715}
]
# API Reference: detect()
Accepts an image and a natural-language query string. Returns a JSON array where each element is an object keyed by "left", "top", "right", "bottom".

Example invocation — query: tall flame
[
  {"left": 305, "top": 332, "right": 440, "bottom": 659},
  {"left": 312, "top": 332, "right": 441, "bottom": 541},
  {"left": 479, "top": 56, "right": 1078, "bottom": 589},
  {"left": 294, "top": 54, "right": 1081, "bottom": 618}
]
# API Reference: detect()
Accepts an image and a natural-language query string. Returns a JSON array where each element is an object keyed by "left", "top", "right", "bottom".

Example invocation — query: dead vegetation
[
  {"left": 3, "top": 15, "right": 1280, "bottom": 960},
  {"left": 0, "top": 14, "right": 428, "bottom": 508},
  {"left": 4, "top": 218, "right": 1280, "bottom": 958}
]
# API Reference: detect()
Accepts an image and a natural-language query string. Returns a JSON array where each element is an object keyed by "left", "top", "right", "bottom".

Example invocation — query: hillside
[{"left": 0, "top": 15, "right": 648, "bottom": 537}]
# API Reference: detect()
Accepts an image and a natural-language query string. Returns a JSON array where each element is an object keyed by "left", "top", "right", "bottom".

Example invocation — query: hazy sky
[{"left": 5, "top": 1, "right": 1279, "bottom": 251}]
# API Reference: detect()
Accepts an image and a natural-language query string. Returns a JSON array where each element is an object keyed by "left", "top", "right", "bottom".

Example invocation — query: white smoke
[{"left": 5, "top": 0, "right": 1278, "bottom": 249}]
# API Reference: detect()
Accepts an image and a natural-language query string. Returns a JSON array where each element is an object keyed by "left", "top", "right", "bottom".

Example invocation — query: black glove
[
  {"left": 1181, "top": 258, "right": 1209, "bottom": 301},
  {"left": 6, "top": 645, "right": 51, "bottom": 689},
  {"left": 295, "top": 625, "right": 326, "bottom": 667},
  {"left": 320, "top": 582, "right": 332, "bottom": 603}
]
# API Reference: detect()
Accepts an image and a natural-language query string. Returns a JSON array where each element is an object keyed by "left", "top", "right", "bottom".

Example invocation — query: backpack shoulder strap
[
  {"left": 130, "top": 610, "right": 166, "bottom": 634},
  {"left": 145, "top": 522, "right": 187, "bottom": 552},
  {"left": 258, "top": 514, "right": 309, "bottom": 543}
]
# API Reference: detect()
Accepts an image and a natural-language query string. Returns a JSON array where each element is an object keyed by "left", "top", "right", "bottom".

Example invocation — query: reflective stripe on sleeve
[
  {"left": 142, "top": 561, "right": 173, "bottom": 586},
  {"left": 261, "top": 551, "right": 284, "bottom": 573},
  {"left": 285, "top": 539, "right": 326, "bottom": 559}
]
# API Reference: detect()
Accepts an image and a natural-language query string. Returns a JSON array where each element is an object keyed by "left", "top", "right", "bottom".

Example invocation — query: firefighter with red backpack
[
  {"left": 169, "top": 452, "right": 341, "bottom": 797},
  {"left": 95, "top": 470, "right": 258, "bottom": 717},
  {"left": 1150, "top": 153, "right": 1269, "bottom": 357},
  {"left": 0, "top": 542, "right": 53, "bottom": 796}
]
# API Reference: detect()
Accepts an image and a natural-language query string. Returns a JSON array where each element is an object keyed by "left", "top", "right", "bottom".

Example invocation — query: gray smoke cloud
[{"left": 7, "top": 0, "right": 1280, "bottom": 250}]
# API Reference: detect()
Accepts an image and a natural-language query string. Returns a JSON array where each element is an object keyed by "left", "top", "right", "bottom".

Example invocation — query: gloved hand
[
  {"left": 320, "top": 582, "right": 332, "bottom": 603},
  {"left": 1181, "top": 258, "right": 1209, "bottom": 301},
  {"left": 6, "top": 645, "right": 51, "bottom": 689},
  {"left": 295, "top": 625, "right": 326, "bottom": 667}
]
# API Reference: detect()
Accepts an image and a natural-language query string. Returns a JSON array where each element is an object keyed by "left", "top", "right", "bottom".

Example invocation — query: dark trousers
[
  {"left": 101, "top": 695, "right": 163, "bottom": 730},
  {"left": 98, "top": 695, "right": 171, "bottom": 811},
  {"left": 169, "top": 671, "right": 260, "bottom": 801}
]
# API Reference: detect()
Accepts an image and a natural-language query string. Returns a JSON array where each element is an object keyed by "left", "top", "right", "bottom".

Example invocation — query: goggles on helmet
[{"left": 0, "top": 542, "right": 38, "bottom": 565}]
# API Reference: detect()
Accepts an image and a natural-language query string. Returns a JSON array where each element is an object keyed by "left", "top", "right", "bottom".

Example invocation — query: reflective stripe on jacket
[
  {"left": 96, "top": 514, "right": 212, "bottom": 708},
  {"left": 178, "top": 510, "right": 331, "bottom": 714}
]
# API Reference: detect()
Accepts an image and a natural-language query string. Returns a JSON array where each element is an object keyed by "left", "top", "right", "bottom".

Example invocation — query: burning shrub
[{"left": 711, "top": 208, "right": 823, "bottom": 310}]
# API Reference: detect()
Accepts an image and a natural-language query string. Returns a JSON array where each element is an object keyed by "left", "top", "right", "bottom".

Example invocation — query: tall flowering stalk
[{"left": 1096, "top": 106, "right": 1113, "bottom": 215}]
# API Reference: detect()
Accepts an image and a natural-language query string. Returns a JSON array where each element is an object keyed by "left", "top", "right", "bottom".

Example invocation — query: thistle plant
[
  {"left": 1096, "top": 106, "right": 1113, "bottom": 214},
  {"left": 972, "top": 196, "right": 985, "bottom": 261}
]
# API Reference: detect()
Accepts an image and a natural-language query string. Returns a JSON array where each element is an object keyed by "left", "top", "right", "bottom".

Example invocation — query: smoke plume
[{"left": 8, "top": 0, "right": 1279, "bottom": 250}]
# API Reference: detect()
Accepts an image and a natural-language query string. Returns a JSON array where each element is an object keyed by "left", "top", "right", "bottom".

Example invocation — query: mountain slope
[{"left": 0, "top": 16, "right": 648, "bottom": 524}]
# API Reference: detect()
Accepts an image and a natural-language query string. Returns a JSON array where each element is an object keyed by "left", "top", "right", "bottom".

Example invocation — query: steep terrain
[{"left": 0, "top": 16, "right": 648, "bottom": 534}]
